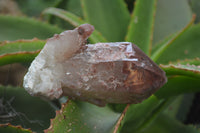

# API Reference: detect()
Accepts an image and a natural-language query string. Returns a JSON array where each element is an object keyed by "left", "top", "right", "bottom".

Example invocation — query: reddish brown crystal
[
  {"left": 62, "top": 42, "right": 167, "bottom": 106},
  {"left": 24, "top": 24, "right": 167, "bottom": 107}
]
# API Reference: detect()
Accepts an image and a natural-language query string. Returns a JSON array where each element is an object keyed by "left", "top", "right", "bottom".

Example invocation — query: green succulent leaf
[
  {"left": 0, "top": 123, "right": 32, "bottom": 133},
  {"left": 160, "top": 64, "right": 200, "bottom": 78},
  {"left": 151, "top": 15, "right": 195, "bottom": 62},
  {"left": 137, "top": 113, "right": 200, "bottom": 133},
  {"left": 0, "top": 0, "right": 200, "bottom": 132},
  {"left": 118, "top": 96, "right": 171, "bottom": 133},
  {"left": 16, "top": 0, "right": 59, "bottom": 17},
  {"left": 160, "top": 58, "right": 200, "bottom": 78},
  {"left": 44, "top": 100, "right": 120, "bottom": 133},
  {"left": 43, "top": 7, "right": 107, "bottom": 43},
  {"left": 126, "top": 0, "right": 157, "bottom": 55},
  {"left": 53, "top": 0, "right": 83, "bottom": 17},
  {"left": 119, "top": 96, "right": 198, "bottom": 133},
  {"left": 190, "top": 0, "right": 200, "bottom": 23},
  {"left": 156, "top": 58, "right": 200, "bottom": 98},
  {"left": 156, "top": 75, "right": 200, "bottom": 99},
  {"left": 0, "top": 39, "right": 45, "bottom": 66},
  {"left": 47, "top": 0, "right": 83, "bottom": 29},
  {"left": 0, "top": 86, "right": 56, "bottom": 132},
  {"left": 170, "top": 58, "right": 200, "bottom": 66},
  {"left": 43, "top": 7, "right": 84, "bottom": 28},
  {"left": 153, "top": 0, "right": 193, "bottom": 44},
  {"left": 81, "top": 0, "right": 130, "bottom": 42},
  {"left": 154, "top": 23, "right": 200, "bottom": 64},
  {"left": 0, "top": 15, "right": 62, "bottom": 41},
  {"left": 164, "top": 94, "right": 194, "bottom": 121}
]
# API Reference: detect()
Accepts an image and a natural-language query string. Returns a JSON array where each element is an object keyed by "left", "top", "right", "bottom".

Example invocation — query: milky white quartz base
[{"left": 24, "top": 24, "right": 94, "bottom": 99}]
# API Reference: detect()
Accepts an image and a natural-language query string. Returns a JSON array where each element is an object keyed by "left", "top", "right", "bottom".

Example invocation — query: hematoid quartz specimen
[{"left": 23, "top": 24, "right": 167, "bottom": 106}]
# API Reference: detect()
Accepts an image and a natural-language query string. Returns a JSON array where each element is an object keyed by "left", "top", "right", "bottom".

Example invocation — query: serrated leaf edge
[
  {"left": 44, "top": 101, "right": 69, "bottom": 133},
  {"left": 0, "top": 123, "right": 33, "bottom": 132}
]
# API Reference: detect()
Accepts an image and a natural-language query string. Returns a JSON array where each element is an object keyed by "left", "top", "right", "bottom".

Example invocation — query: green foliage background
[{"left": 0, "top": 0, "right": 200, "bottom": 132}]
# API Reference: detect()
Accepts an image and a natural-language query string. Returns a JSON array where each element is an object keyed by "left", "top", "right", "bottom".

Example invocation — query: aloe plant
[{"left": 0, "top": 0, "right": 200, "bottom": 132}]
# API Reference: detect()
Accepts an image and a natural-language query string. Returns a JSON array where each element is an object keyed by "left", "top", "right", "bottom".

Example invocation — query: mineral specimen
[{"left": 23, "top": 24, "right": 167, "bottom": 106}]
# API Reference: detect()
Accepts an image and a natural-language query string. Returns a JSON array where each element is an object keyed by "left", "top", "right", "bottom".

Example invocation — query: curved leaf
[
  {"left": 0, "top": 123, "right": 32, "bottom": 133},
  {"left": 0, "top": 86, "right": 56, "bottom": 132},
  {"left": 190, "top": 0, "right": 200, "bottom": 23},
  {"left": 0, "top": 15, "right": 62, "bottom": 41},
  {"left": 53, "top": 0, "right": 83, "bottom": 17},
  {"left": 156, "top": 58, "right": 200, "bottom": 98},
  {"left": 43, "top": 7, "right": 107, "bottom": 43},
  {"left": 171, "top": 58, "right": 200, "bottom": 65},
  {"left": 16, "top": 0, "right": 59, "bottom": 17},
  {"left": 155, "top": 76, "right": 200, "bottom": 99},
  {"left": 118, "top": 96, "right": 171, "bottom": 133},
  {"left": 0, "top": 39, "right": 45, "bottom": 66},
  {"left": 45, "top": 100, "right": 120, "bottom": 133},
  {"left": 153, "top": 0, "right": 193, "bottom": 44},
  {"left": 81, "top": 0, "right": 130, "bottom": 42},
  {"left": 137, "top": 113, "right": 200, "bottom": 133},
  {"left": 155, "top": 23, "right": 200, "bottom": 64},
  {"left": 47, "top": 0, "right": 83, "bottom": 29},
  {"left": 126, "top": 0, "right": 157, "bottom": 55},
  {"left": 151, "top": 15, "right": 195, "bottom": 62},
  {"left": 175, "top": 94, "right": 195, "bottom": 122},
  {"left": 160, "top": 59, "right": 200, "bottom": 79}
]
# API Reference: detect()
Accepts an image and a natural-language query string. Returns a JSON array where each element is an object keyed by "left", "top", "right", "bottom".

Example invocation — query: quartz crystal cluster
[{"left": 23, "top": 24, "right": 167, "bottom": 106}]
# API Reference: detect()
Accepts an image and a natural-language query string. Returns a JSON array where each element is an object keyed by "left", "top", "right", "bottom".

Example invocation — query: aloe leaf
[
  {"left": 153, "top": 0, "right": 193, "bottom": 44},
  {"left": 0, "top": 39, "right": 45, "bottom": 66},
  {"left": 126, "top": 0, "right": 157, "bottom": 55},
  {"left": 156, "top": 75, "right": 200, "bottom": 99},
  {"left": 0, "top": 86, "right": 56, "bottom": 132},
  {"left": 119, "top": 94, "right": 196, "bottom": 132},
  {"left": 164, "top": 94, "right": 195, "bottom": 124},
  {"left": 137, "top": 113, "right": 200, "bottom": 133},
  {"left": 164, "top": 95, "right": 186, "bottom": 117},
  {"left": 81, "top": 0, "right": 130, "bottom": 42},
  {"left": 160, "top": 64, "right": 200, "bottom": 79},
  {"left": 55, "top": 0, "right": 83, "bottom": 17},
  {"left": 0, "top": 124, "right": 32, "bottom": 133},
  {"left": 47, "top": 0, "right": 83, "bottom": 29},
  {"left": 43, "top": 8, "right": 83, "bottom": 29},
  {"left": 175, "top": 94, "right": 195, "bottom": 122},
  {"left": 153, "top": 22, "right": 200, "bottom": 64},
  {"left": 43, "top": 7, "right": 107, "bottom": 43},
  {"left": 160, "top": 58, "right": 200, "bottom": 78},
  {"left": 155, "top": 58, "right": 200, "bottom": 98},
  {"left": 16, "top": 0, "right": 59, "bottom": 17},
  {"left": 151, "top": 15, "right": 195, "bottom": 62},
  {"left": 44, "top": 100, "right": 120, "bottom": 133},
  {"left": 189, "top": 0, "right": 200, "bottom": 23},
  {"left": 164, "top": 95, "right": 191, "bottom": 118},
  {"left": 0, "top": 15, "right": 62, "bottom": 41},
  {"left": 173, "top": 58, "right": 200, "bottom": 65},
  {"left": 118, "top": 96, "right": 171, "bottom": 133},
  {"left": 119, "top": 97, "right": 198, "bottom": 133}
]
